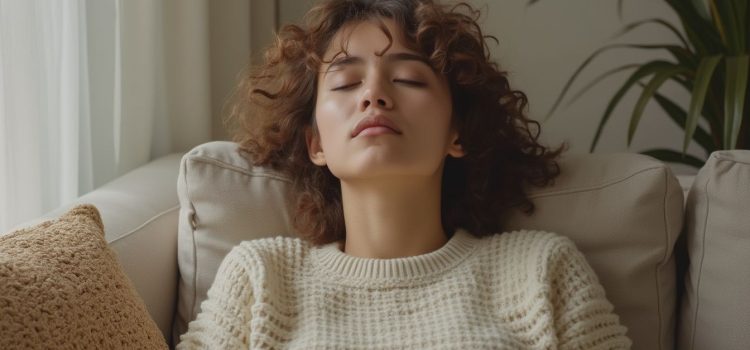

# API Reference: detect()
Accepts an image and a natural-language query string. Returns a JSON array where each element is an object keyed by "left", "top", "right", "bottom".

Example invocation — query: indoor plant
[{"left": 530, "top": 0, "right": 749, "bottom": 168}]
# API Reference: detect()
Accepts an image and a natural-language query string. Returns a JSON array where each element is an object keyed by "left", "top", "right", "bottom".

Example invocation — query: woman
[{"left": 177, "top": 0, "right": 632, "bottom": 348}]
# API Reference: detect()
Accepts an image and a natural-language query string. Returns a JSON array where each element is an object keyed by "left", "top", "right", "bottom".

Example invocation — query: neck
[{"left": 340, "top": 172, "right": 447, "bottom": 259}]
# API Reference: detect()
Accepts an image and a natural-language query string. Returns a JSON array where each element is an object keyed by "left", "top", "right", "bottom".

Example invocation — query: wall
[{"left": 208, "top": 0, "right": 278, "bottom": 141}]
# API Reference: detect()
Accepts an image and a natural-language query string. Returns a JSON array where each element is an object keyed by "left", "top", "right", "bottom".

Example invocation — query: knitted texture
[
  {"left": 177, "top": 229, "right": 631, "bottom": 349},
  {"left": 0, "top": 204, "right": 168, "bottom": 350}
]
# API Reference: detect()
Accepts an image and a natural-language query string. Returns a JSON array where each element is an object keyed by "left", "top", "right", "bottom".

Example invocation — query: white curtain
[{"left": 0, "top": 0, "right": 212, "bottom": 233}]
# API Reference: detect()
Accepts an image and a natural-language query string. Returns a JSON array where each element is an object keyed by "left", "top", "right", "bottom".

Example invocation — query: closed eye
[
  {"left": 394, "top": 79, "right": 426, "bottom": 87},
  {"left": 331, "top": 82, "right": 361, "bottom": 91}
]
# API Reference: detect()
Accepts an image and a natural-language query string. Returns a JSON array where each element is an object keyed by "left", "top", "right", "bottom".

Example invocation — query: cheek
[
  {"left": 314, "top": 94, "right": 352, "bottom": 147},
  {"left": 315, "top": 84, "right": 356, "bottom": 119},
  {"left": 407, "top": 90, "right": 453, "bottom": 133}
]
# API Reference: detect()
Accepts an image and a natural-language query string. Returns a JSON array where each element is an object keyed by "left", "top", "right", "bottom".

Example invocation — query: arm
[
  {"left": 176, "top": 246, "right": 255, "bottom": 349},
  {"left": 548, "top": 238, "right": 632, "bottom": 350}
]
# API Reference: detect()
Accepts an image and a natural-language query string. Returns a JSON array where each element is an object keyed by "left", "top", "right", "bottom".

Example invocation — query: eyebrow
[{"left": 322, "top": 52, "right": 432, "bottom": 77}]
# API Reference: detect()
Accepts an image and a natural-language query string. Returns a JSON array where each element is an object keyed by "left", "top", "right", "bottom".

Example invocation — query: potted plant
[{"left": 529, "top": 0, "right": 748, "bottom": 168}]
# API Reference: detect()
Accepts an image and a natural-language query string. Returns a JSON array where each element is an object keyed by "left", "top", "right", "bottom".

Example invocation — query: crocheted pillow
[{"left": 0, "top": 204, "right": 168, "bottom": 349}]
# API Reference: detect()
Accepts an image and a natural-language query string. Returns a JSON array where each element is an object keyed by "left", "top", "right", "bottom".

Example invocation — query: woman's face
[{"left": 308, "top": 18, "right": 464, "bottom": 182}]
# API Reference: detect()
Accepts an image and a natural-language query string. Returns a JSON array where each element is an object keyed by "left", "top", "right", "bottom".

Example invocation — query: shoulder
[
  {"left": 472, "top": 229, "right": 604, "bottom": 296},
  {"left": 477, "top": 229, "right": 578, "bottom": 258},
  {"left": 227, "top": 235, "right": 312, "bottom": 275},
  {"left": 491, "top": 230, "right": 598, "bottom": 286},
  {"left": 473, "top": 229, "right": 587, "bottom": 279},
  {"left": 233, "top": 235, "right": 311, "bottom": 262}
]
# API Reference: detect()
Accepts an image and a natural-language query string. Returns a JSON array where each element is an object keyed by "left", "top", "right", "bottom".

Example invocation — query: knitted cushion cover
[{"left": 0, "top": 204, "right": 168, "bottom": 349}]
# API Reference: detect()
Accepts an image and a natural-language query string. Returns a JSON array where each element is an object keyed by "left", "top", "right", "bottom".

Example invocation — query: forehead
[{"left": 322, "top": 18, "right": 415, "bottom": 61}]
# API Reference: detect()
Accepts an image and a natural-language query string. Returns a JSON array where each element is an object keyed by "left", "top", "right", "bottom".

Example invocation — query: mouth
[{"left": 351, "top": 114, "right": 402, "bottom": 138}]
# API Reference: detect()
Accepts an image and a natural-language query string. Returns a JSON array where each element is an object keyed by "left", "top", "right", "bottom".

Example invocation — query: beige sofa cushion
[
  {"left": 678, "top": 150, "right": 750, "bottom": 350},
  {"left": 174, "top": 141, "right": 683, "bottom": 350},
  {"left": 504, "top": 153, "right": 683, "bottom": 350},
  {"left": 0, "top": 205, "right": 168, "bottom": 349},
  {"left": 173, "top": 142, "right": 295, "bottom": 341}
]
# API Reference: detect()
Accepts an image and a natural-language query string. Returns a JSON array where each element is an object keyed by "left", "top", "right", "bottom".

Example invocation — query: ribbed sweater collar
[{"left": 310, "top": 228, "right": 479, "bottom": 281}]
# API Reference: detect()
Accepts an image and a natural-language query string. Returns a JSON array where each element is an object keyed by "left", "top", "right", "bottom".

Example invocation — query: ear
[
  {"left": 305, "top": 127, "right": 327, "bottom": 166},
  {"left": 447, "top": 129, "right": 466, "bottom": 158}
]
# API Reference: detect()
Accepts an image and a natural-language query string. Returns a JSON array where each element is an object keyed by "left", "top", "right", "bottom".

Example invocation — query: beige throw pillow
[{"left": 0, "top": 204, "right": 168, "bottom": 350}]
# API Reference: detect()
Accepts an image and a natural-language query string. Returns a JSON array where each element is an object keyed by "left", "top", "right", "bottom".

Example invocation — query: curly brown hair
[{"left": 227, "top": 0, "right": 566, "bottom": 246}]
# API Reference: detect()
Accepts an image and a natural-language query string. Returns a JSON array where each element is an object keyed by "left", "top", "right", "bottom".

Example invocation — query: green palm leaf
[
  {"left": 628, "top": 66, "right": 691, "bottom": 146},
  {"left": 732, "top": 0, "right": 747, "bottom": 52},
  {"left": 529, "top": 0, "right": 748, "bottom": 153},
  {"left": 640, "top": 148, "right": 706, "bottom": 168},
  {"left": 649, "top": 89, "right": 716, "bottom": 155},
  {"left": 691, "top": 0, "right": 711, "bottom": 21},
  {"left": 723, "top": 55, "right": 749, "bottom": 149},
  {"left": 712, "top": 0, "right": 743, "bottom": 53},
  {"left": 590, "top": 60, "right": 681, "bottom": 152},
  {"left": 545, "top": 44, "right": 694, "bottom": 121},
  {"left": 684, "top": 55, "right": 722, "bottom": 153},
  {"left": 667, "top": 0, "right": 722, "bottom": 55},
  {"left": 612, "top": 18, "right": 690, "bottom": 50},
  {"left": 564, "top": 64, "right": 640, "bottom": 109}
]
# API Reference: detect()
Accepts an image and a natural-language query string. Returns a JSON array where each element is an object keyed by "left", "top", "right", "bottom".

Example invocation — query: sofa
[{"left": 9, "top": 141, "right": 750, "bottom": 350}]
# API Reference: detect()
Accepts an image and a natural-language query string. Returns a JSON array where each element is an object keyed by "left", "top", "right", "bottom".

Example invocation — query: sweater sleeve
[
  {"left": 176, "top": 246, "right": 255, "bottom": 350},
  {"left": 547, "top": 237, "right": 632, "bottom": 350}
]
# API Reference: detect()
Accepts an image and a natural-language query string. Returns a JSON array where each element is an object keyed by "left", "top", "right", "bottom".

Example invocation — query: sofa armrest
[{"left": 15, "top": 152, "right": 185, "bottom": 346}]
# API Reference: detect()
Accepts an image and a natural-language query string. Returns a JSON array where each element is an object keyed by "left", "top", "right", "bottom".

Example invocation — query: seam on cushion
[
  {"left": 656, "top": 168, "right": 670, "bottom": 350},
  {"left": 527, "top": 165, "right": 663, "bottom": 198},
  {"left": 108, "top": 205, "right": 179, "bottom": 244},
  {"left": 714, "top": 155, "right": 750, "bottom": 167},
  {"left": 188, "top": 155, "right": 292, "bottom": 183},
  {"left": 185, "top": 159, "right": 199, "bottom": 325},
  {"left": 689, "top": 171, "right": 710, "bottom": 350},
  {"left": 713, "top": 152, "right": 750, "bottom": 165}
]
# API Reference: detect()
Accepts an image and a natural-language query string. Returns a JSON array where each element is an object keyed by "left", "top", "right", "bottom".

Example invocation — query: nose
[{"left": 359, "top": 78, "right": 393, "bottom": 111}]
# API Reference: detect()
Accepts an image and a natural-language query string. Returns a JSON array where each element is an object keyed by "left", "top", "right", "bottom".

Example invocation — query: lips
[{"left": 351, "top": 114, "right": 402, "bottom": 138}]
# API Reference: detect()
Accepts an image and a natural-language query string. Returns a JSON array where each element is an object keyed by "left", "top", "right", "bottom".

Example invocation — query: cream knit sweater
[{"left": 177, "top": 229, "right": 631, "bottom": 349}]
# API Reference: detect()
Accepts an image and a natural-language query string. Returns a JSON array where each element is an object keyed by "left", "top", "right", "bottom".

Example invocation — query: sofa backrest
[{"left": 173, "top": 141, "right": 684, "bottom": 350}]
